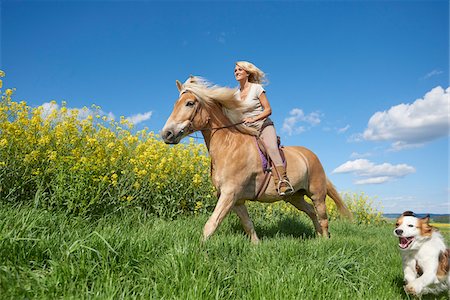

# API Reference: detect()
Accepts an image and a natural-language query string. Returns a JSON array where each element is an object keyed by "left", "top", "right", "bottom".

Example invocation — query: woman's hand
[{"left": 243, "top": 117, "right": 255, "bottom": 124}]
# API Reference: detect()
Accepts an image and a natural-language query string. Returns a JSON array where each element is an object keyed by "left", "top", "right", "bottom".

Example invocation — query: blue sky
[{"left": 1, "top": 0, "right": 448, "bottom": 214}]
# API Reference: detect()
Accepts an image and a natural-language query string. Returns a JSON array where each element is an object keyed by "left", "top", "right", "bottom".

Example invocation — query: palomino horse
[{"left": 162, "top": 77, "right": 352, "bottom": 243}]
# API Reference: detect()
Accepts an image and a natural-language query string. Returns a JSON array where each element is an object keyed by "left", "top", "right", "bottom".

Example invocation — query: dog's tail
[{"left": 327, "top": 178, "right": 353, "bottom": 220}]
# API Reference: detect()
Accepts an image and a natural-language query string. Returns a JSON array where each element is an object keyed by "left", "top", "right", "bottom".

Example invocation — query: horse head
[{"left": 161, "top": 78, "right": 209, "bottom": 144}]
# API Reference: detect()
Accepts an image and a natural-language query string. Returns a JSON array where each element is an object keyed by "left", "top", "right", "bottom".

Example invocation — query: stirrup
[{"left": 277, "top": 180, "right": 294, "bottom": 196}]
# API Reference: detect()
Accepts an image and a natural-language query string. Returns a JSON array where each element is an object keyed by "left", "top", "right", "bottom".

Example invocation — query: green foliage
[
  {"left": 247, "top": 192, "right": 386, "bottom": 227},
  {"left": 432, "top": 215, "right": 450, "bottom": 224},
  {"left": 327, "top": 192, "right": 386, "bottom": 225}
]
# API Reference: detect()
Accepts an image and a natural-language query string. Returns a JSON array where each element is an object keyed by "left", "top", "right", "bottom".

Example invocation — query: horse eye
[{"left": 186, "top": 101, "right": 195, "bottom": 107}]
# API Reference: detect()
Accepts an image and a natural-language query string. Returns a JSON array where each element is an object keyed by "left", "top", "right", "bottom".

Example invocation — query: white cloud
[
  {"left": 332, "top": 159, "right": 415, "bottom": 185},
  {"left": 422, "top": 69, "right": 443, "bottom": 80},
  {"left": 282, "top": 108, "right": 321, "bottom": 136},
  {"left": 362, "top": 86, "right": 450, "bottom": 150},
  {"left": 337, "top": 124, "right": 350, "bottom": 134},
  {"left": 355, "top": 177, "right": 390, "bottom": 185},
  {"left": 388, "top": 141, "right": 424, "bottom": 152},
  {"left": 41, "top": 102, "right": 59, "bottom": 119},
  {"left": 126, "top": 111, "right": 152, "bottom": 125},
  {"left": 380, "top": 195, "right": 449, "bottom": 214},
  {"left": 40, "top": 102, "right": 152, "bottom": 126},
  {"left": 350, "top": 151, "right": 372, "bottom": 159},
  {"left": 40, "top": 102, "right": 116, "bottom": 121},
  {"left": 217, "top": 32, "right": 226, "bottom": 44}
]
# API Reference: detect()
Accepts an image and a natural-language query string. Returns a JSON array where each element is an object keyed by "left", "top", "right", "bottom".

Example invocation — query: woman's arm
[{"left": 243, "top": 92, "right": 272, "bottom": 124}]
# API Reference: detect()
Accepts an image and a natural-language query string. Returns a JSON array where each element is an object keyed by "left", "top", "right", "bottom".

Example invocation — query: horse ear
[{"left": 176, "top": 80, "right": 183, "bottom": 92}]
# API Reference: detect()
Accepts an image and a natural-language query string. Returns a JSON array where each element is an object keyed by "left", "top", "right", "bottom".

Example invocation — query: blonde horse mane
[{"left": 180, "top": 76, "right": 258, "bottom": 136}]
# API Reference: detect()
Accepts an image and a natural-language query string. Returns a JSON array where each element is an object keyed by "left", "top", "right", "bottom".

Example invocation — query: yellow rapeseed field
[
  {"left": 0, "top": 71, "right": 214, "bottom": 217},
  {"left": 0, "top": 70, "right": 385, "bottom": 223}
]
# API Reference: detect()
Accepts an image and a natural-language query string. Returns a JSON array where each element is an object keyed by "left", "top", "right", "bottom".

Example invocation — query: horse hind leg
[
  {"left": 287, "top": 191, "right": 322, "bottom": 236},
  {"left": 307, "top": 190, "right": 330, "bottom": 238},
  {"left": 233, "top": 204, "right": 260, "bottom": 244}
]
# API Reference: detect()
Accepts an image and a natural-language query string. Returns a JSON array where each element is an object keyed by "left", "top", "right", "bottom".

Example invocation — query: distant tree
[{"left": 431, "top": 215, "right": 450, "bottom": 224}]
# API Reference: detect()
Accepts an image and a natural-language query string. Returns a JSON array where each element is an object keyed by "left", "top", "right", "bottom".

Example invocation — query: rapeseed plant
[
  {"left": 0, "top": 70, "right": 383, "bottom": 223},
  {"left": 0, "top": 71, "right": 215, "bottom": 217}
]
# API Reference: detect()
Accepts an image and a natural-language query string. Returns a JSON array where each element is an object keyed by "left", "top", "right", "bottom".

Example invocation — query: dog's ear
[
  {"left": 419, "top": 215, "right": 433, "bottom": 236},
  {"left": 402, "top": 211, "right": 415, "bottom": 217}
]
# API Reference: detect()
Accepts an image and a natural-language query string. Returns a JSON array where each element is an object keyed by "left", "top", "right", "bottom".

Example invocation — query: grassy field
[
  {"left": 432, "top": 223, "right": 450, "bottom": 233},
  {"left": 0, "top": 203, "right": 449, "bottom": 300}
]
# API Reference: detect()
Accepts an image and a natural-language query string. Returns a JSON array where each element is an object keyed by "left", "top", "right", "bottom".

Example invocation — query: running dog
[{"left": 394, "top": 211, "right": 449, "bottom": 296}]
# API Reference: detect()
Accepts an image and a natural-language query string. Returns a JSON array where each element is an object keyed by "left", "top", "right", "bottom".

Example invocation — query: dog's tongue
[
  {"left": 399, "top": 237, "right": 413, "bottom": 249},
  {"left": 400, "top": 238, "right": 409, "bottom": 247}
]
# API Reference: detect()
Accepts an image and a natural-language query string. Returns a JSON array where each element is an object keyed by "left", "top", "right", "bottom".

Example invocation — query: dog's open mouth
[{"left": 398, "top": 236, "right": 415, "bottom": 249}]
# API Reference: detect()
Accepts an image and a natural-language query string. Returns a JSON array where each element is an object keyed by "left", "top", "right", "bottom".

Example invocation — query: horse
[{"left": 161, "top": 76, "right": 352, "bottom": 243}]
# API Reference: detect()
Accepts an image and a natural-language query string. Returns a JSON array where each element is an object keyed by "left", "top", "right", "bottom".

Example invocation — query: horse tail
[{"left": 326, "top": 178, "right": 353, "bottom": 220}]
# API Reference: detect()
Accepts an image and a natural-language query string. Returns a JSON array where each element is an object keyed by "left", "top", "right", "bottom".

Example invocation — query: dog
[{"left": 394, "top": 211, "right": 449, "bottom": 296}]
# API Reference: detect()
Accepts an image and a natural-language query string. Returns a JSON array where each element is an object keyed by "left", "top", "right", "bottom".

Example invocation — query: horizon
[{"left": 1, "top": 1, "right": 448, "bottom": 214}]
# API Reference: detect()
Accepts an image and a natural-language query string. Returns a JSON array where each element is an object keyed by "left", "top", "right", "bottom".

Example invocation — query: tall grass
[
  {"left": 4, "top": 203, "right": 448, "bottom": 300},
  {"left": 1, "top": 203, "right": 448, "bottom": 299}
]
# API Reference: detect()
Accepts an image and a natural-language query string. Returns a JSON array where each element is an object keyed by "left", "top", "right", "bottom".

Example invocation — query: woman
[{"left": 234, "top": 61, "right": 293, "bottom": 196}]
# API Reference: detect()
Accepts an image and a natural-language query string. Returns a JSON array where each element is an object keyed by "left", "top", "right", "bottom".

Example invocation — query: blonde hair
[{"left": 235, "top": 61, "right": 268, "bottom": 85}]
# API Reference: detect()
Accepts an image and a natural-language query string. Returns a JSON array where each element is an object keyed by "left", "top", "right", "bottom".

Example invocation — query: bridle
[{"left": 180, "top": 91, "right": 244, "bottom": 135}]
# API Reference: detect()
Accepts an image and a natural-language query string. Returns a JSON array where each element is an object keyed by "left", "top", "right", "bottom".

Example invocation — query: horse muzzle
[
  {"left": 161, "top": 128, "right": 183, "bottom": 144},
  {"left": 162, "top": 122, "right": 192, "bottom": 144}
]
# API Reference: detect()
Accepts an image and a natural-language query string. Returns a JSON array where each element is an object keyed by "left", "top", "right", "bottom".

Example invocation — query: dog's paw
[
  {"left": 404, "top": 282, "right": 424, "bottom": 296},
  {"left": 404, "top": 284, "right": 417, "bottom": 295}
]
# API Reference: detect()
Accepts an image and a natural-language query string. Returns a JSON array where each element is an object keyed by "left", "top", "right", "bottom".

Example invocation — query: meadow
[
  {"left": 1, "top": 203, "right": 449, "bottom": 300},
  {"left": 0, "top": 73, "right": 449, "bottom": 299}
]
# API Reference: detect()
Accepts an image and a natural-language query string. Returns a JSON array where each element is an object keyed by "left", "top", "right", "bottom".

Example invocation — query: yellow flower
[
  {"left": 192, "top": 174, "right": 202, "bottom": 185},
  {"left": 194, "top": 201, "right": 203, "bottom": 214},
  {"left": 0, "top": 138, "right": 7, "bottom": 148},
  {"left": 111, "top": 173, "right": 118, "bottom": 186},
  {"left": 48, "top": 151, "right": 57, "bottom": 161}
]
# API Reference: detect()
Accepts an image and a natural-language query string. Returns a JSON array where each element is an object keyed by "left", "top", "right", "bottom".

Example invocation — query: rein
[
  {"left": 187, "top": 121, "right": 245, "bottom": 140},
  {"left": 200, "top": 121, "right": 245, "bottom": 131},
  {"left": 185, "top": 97, "right": 245, "bottom": 133}
]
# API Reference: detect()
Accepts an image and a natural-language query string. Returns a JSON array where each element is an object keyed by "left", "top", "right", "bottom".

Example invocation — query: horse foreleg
[
  {"left": 202, "top": 191, "right": 236, "bottom": 242},
  {"left": 233, "top": 204, "right": 260, "bottom": 244},
  {"left": 287, "top": 194, "right": 321, "bottom": 236}
]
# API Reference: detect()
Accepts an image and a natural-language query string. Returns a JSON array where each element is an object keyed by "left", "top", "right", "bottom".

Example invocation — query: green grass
[{"left": 0, "top": 203, "right": 448, "bottom": 300}]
